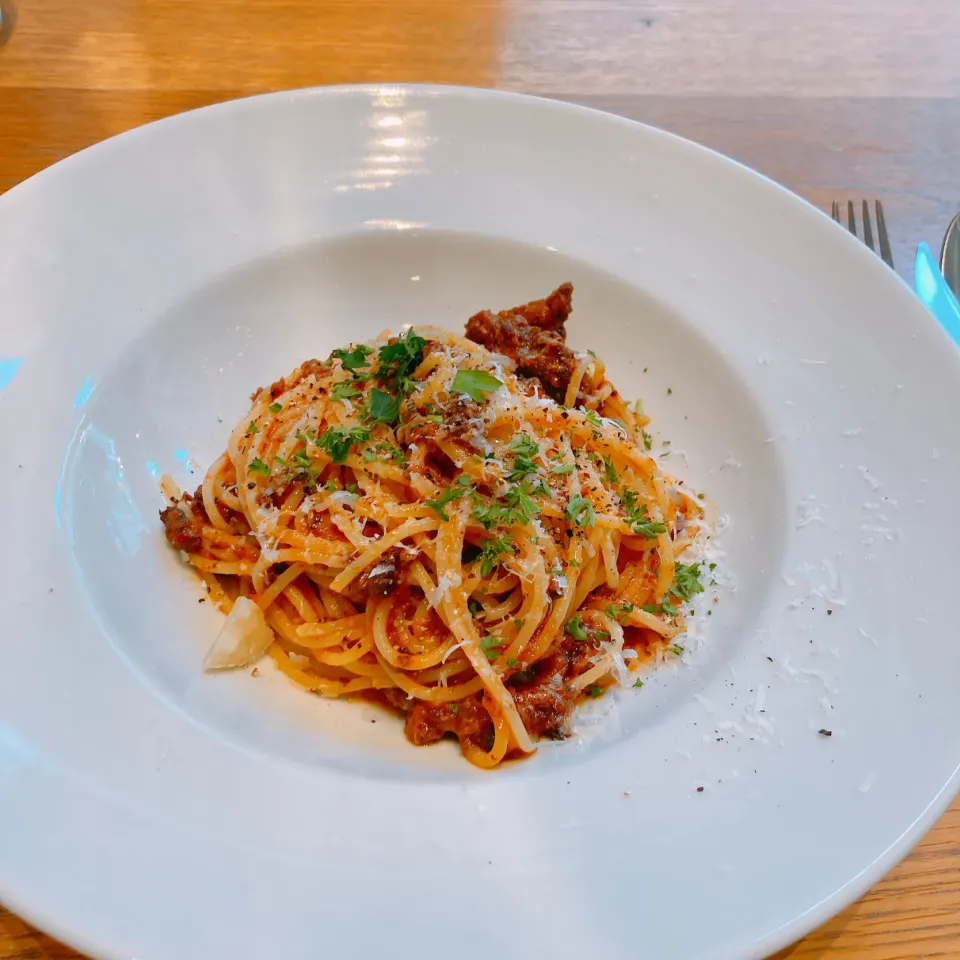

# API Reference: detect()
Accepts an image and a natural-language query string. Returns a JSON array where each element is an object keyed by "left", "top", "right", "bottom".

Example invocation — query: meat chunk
[
  {"left": 511, "top": 681, "right": 571, "bottom": 740},
  {"left": 465, "top": 283, "right": 578, "bottom": 402},
  {"left": 405, "top": 694, "right": 495, "bottom": 751},
  {"left": 358, "top": 546, "right": 405, "bottom": 598},
  {"left": 159, "top": 487, "right": 208, "bottom": 554},
  {"left": 504, "top": 281, "right": 573, "bottom": 331}
]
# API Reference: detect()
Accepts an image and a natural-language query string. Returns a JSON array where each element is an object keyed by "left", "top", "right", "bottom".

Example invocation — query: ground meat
[
  {"left": 464, "top": 283, "right": 577, "bottom": 402},
  {"left": 405, "top": 694, "right": 494, "bottom": 751},
  {"left": 505, "top": 627, "right": 604, "bottom": 739},
  {"left": 252, "top": 358, "right": 331, "bottom": 403},
  {"left": 511, "top": 681, "right": 571, "bottom": 740},
  {"left": 159, "top": 487, "right": 208, "bottom": 554},
  {"left": 358, "top": 546, "right": 405, "bottom": 598}
]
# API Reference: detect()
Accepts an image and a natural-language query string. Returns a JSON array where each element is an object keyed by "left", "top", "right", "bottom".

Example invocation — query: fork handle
[{"left": 916, "top": 242, "right": 960, "bottom": 347}]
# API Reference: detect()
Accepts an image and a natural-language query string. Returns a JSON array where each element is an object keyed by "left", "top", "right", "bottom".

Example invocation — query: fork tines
[{"left": 831, "top": 199, "right": 894, "bottom": 269}]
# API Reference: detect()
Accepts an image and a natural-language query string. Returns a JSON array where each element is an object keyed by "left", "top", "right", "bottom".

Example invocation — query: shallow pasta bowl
[{"left": 1, "top": 84, "right": 959, "bottom": 960}]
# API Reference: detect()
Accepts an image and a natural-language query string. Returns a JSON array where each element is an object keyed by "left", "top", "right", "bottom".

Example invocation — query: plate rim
[{"left": 1, "top": 82, "right": 958, "bottom": 960}]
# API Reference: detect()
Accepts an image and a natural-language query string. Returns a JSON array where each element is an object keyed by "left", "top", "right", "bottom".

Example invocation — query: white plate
[{"left": 1, "top": 85, "right": 959, "bottom": 960}]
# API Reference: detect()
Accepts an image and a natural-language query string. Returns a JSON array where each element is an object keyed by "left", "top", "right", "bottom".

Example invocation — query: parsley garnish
[
  {"left": 449, "top": 704, "right": 459, "bottom": 714},
  {"left": 565, "top": 614, "right": 589, "bottom": 642},
  {"left": 584, "top": 409, "right": 604, "bottom": 429},
  {"left": 566, "top": 495, "right": 596, "bottom": 528},
  {"left": 376, "top": 329, "right": 426, "bottom": 392},
  {"left": 669, "top": 643, "right": 684, "bottom": 656},
  {"left": 604, "top": 602, "right": 635, "bottom": 624},
  {"left": 331, "top": 381, "right": 363, "bottom": 401},
  {"left": 268, "top": 402, "right": 283, "bottom": 414},
  {"left": 513, "top": 618, "right": 523, "bottom": 631},
  {"left": 506, "top": 657, "right": 518, "bottom": 668},
  {"left": 362, "top": 387, "right": 401, "bottom": 425},
  {"left": 469, "top": 480, "right": 541, "bottom": 529},
  {"left": 602, "top": 455, "right": 619, "bottom": 484},
  {"left": 501, "top": 480, "right": 542, "bottom": 526},
  {"left": 478, "top": 534, "right": 516, "bottom": 576},
  {"left": 316, "top": 425, "right": 371, "bottom": 464},
  {"left": 246, "top": 421, "right": 259, "bottom": 435},
  {"left": 506, "top": 433, "right": 539, "bottom": 483},
  {"left": 371, "top": 442, "right": 406, "bottom": 466},
  {"left": 451, "top": 368, "right": 503, "bottom": 402},
  {"left": 248, "top": 457, "right": 270, "bottom": 476},
  {"left": 551, "top": 462, "right": 574, "bottom": 475},
  {"left": 641, "top": 429, "right": 653, "bottom": 451},
  {"left": 586, "top": 684, "right": 603, "bottom": 698},
  {"left": 641, "top": 598, "right": 679, "bottom": 617},
  {"left": 622, "top": 490, "right": 666, "bottom": 539},
  {"left": 507, "top": 455, "right": 538, "bottom": 484},
  {"left": 480, "top": 635, "right": 503, "bottom": 662},
  {"left": 425, "top": 476, "right": 473, "bottom": 522},
  {"left": 331, "top": 344, "right": 373, "bottom": 376},
  {"left": 670, "top": 562, "right": 705, "bottom": 603},
  {"left": 509, "top": 434, "right": 539, "bottom": 459},
  {"left": 633, "top": 678, "right": 644, "bottom": 688}
]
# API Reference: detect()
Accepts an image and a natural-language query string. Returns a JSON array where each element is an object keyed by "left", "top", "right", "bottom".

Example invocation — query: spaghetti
[{"left": 161, "top": 284, "right": 711, "bottom": 767}]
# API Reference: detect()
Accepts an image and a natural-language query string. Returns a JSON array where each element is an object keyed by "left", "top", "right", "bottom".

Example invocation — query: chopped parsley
[
  {"left": 641, "top": 598, "right": 679, "bottom": 617},
  {"left": 622, "top": 490, "right": 667, "bottom": 539},
  {"left": 565, "top": 614, "right": 589, "bottom": 642},
  {"left": 565, "top": 495, "right": 596, "bottom": 528},
  {"left": 248, "top": 457, "right": 270, "bottom": 477},
  {"left": 362, "top": 387, "right": 401, "bottom": 425},
  {"left": 373, "top": 442, "right": 406, "bottom": 466},
  {"left": 425, "top": 476, "right": 473, "bottom": 522},
  {"left": 509, "top": 434, "right": 539, "bottom": 459},
  {"left": 331, "top": 343, "right": 373, "bottom": 376},
  {"left": 376, "top": 329, "right": 426, "bottom": 392},
  {"left": 316, "top": 425, "right": 371, "bottom": 464},
  {"left": 246, "top": 421, "right": 259, "bottom": 435},
  {"left": 451, "top": 368, "right": 503, "bottom": 402},
  {"left": 501, "top": 480, "right": 542, "bottom": 526},
  {"left": 506, "top": 657, "right": 519, "bottom": 668},
  {"left": 480, "top": 635, "right": 503, "bottom": 662},
  {"left": 477, "top": 534, "right": 516, "bottom": 576},
  {"left": 331, "top": 380, "right": 363, "bottom": 401},
  {"left": 641, "top": 429, "right": 653, "bottom": 451},
  {"left": 584, "top": 409, "right": 604, "bottom": 430},
  {"left": 670, "top": 562, "right": 705, "bottom": 603},
  {"left": 513, "top": 618, "right": 523, "bottom": 631},
  {"left": 602, "top": 455, "right": 619, "bottom": 484},
  {"left": 633, "top": 678, "right": 644, "bottom": 688},
  {"left": 586, "top": 684, "right": 603, "bottom": 698},
  {"left": 604, "top": 602, "right": 635, "bottom": 623},
  {"left": 268, "top": 402, "right": 283, "bottom": 414},
  {"left": 449, "top": 704, "right": 459, "bottom": 714},
  {"left": 551, "top": 462, "right": 574, "bottom": 475},
  {"left": 668, "top": 643, "right": 684, "bottom": 656}
]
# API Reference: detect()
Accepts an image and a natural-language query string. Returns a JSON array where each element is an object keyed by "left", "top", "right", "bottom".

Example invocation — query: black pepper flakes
[
  {"left": 818, "top": 728, "right": 833, "bottom": 737},
  {"left": 696, "top": 786, "right": 704, "bottom": 793}
]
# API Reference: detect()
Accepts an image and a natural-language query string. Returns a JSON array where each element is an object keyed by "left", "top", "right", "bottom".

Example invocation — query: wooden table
[{"left": 1, "top": 1, "right": 958, "bottom": 956}]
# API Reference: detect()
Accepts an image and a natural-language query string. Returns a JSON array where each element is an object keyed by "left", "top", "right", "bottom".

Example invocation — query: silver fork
[{"left": 831, "top": 199, "right": 894, "bottom": 269}]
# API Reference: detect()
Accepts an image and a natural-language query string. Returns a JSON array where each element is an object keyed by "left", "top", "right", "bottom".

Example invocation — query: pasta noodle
[{"left": 160, "top": 284, "right": 712, "bottom": 767}]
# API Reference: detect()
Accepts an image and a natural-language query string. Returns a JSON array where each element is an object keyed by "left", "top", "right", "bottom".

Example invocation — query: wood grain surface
[{"left": 1, "top": 1, "right": 959, "bottom": 957}]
